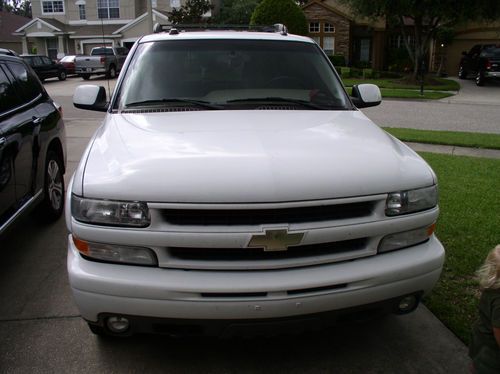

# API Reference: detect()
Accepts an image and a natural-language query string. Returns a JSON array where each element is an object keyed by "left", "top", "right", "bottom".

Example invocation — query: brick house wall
[{"left": 303, "top": 3, "right": 351, "bottom": 61}]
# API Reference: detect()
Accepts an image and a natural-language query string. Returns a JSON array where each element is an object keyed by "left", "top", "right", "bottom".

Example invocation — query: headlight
[
  {"left": 385, "top": 185, "right": 438, "bottom": 216},
  {"left": 71, "top": 195, "right": 150, "bottom": 227},
  {"left": 378, "top": 224, "right": 436, "bottom": 253},
  {"left": 73, "top": 236, "right": 157, "bottom": 266}
]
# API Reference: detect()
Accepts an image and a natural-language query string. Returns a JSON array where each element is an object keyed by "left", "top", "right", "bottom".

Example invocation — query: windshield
[
  {"left": 60, "top": 55, "right": 75, "bottom": 62},
  {"left": 91, "top": 48, "right": 113, "bottom": 56},
  {"left": 481, "top": 47, "right": 500, "bottom": 58},
  {"left": 116, "top": 39, "right": 349, "bottom": 110}
]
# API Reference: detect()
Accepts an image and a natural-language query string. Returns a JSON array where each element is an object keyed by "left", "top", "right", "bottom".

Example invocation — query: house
[
  {"left": 302, "top": 0, "right": 386, "bottom": 70},
  {"left": 0, "top": 9, "right": 32, "bottom": 53},
  {"left": 13, "top": 0, "right": 220, "bottom": 59},
  {"left": 431, "top": 20, "right": 500, "bottom": 75}
]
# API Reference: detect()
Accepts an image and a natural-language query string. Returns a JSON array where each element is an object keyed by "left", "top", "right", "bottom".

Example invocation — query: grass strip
[
  {"left": 419, "top": 153, "right": 500, "bottom": 343},
  {"left": 342, "top": 77, "right": 460, "bottom": 91},
  {"left": 384, "top": 128, "right": 500, "bottom": 150},
  {"left": 345, "top": 87, "right": 453, "bottom": 100}
]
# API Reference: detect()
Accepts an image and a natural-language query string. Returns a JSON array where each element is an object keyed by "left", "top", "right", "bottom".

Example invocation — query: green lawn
[
  {"left": 384, "top": 128, "right": 500, "bottom": 150},
  {"left": 419, "top": 153, "right": 500, "bottom": 343},
  {"left": 345, "top": 87, "right": 453, "bottom": 100},
  {"left": 342, "top": 77, "right": 460, "bottom": 91}
]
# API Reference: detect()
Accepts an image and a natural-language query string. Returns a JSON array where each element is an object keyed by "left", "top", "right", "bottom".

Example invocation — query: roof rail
[{"left": 153, "top": 23, "right": 288, "bottom": 36}]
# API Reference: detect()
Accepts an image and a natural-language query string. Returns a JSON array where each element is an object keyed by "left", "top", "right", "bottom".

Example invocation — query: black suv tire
[{"left": 35, "top": 150, "right": 65, "bottom": 222}]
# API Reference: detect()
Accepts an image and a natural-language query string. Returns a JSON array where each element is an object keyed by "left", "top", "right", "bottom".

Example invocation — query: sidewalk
[{"left": 406, "top": 142, "right": 500, "bottom": 159}]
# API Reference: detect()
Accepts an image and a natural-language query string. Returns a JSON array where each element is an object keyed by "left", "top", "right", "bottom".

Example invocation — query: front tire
[
  {"left": 106, "top": 65, "right": 116, "bottom": 79},
  {"left": 58, "top": 70, "right": 67, "bottom": 81},
  {"left": 476, "top": 72, "right": 485, "bottom": 86},
  {"left": 36, "top": 150, "right": 64, "bottom": 222},
  {"left": 81, "top": 73, "right": 90, "bottom": 80},
  {"left": 458, "top": 65, "right": 467, "bottom": 79}
]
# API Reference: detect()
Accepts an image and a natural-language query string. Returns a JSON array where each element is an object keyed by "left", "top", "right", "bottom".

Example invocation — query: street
[{"left": 1, "top": 75, "right": 493, "bottom": 373}]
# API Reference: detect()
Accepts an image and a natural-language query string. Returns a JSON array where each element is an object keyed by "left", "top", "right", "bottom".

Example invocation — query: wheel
[
  {"left": 81, "top": 73, "right": 90, "bottom": 80},
  {"left": 35, "top": 150, "right": 64, "bottom": 222},
  {"left": 58, "top": 70, "right": 67, "bottom": 81},
  {"left": 106, "top": 65, "right": 116, "bottom": 79},
  {"left": 458, "top": 65, "right": 467, "bottom": 79},
  {"left": 476, "top": 71, "right": 485, "bottom": 86}
]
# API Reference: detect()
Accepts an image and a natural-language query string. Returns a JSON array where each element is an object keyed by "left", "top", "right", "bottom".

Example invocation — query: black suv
[
  {"left": 0, "top": 54, "right": 66, "bottom": 235},
  {"left": 20, "top": 54, "right": 67, "bottom": 82},
  {"left": 459, "top": 44, "right": 500, "bottom": 86}
]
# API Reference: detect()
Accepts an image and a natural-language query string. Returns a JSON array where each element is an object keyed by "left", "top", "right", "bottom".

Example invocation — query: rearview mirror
[
  {"left": 351, "top": 84, "right": 382, "bottom": 108},
  {"left": 73, "top": 85, "right": 108, "bottom": 112}
]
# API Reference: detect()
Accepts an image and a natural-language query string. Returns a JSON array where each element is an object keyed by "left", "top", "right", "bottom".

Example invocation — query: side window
[
  {"left": 31, "top": 56, "right": 43, "bottom": 66},
  {"left": 0, "top": 66, "right": 22, "bottom": 114},
  {"left": 6, "top": 62, "right": 43, "bottom": 102},
  {"left": 42, "top": 57, "right": 53, "bottom": 65}
]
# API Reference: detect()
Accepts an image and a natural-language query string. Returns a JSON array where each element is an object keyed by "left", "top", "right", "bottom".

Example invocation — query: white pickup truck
[
  {"left": 68, "top": 26, "right": 444, "bottom": 337},
  {"left": 74, "top": 46, "right": 128, "bottom": 80}
]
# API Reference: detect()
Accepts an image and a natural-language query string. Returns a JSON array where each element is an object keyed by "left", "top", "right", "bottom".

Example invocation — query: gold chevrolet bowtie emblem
[{"left": 248, "top": 229, "right": 304, "bottom": 252}]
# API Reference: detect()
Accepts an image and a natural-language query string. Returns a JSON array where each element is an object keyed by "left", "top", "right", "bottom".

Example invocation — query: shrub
[
  {"left": 340, "top": 67, "right": 351, "bottom": 77},
  {"left": 250, "top": 0, "right": 308, "bottom": 35},
  {"left": 362, "top": 68, "right": 373, "bottom": 79},
  {"left": 328, "top": 54, "right": 346, "bottom": 67}
]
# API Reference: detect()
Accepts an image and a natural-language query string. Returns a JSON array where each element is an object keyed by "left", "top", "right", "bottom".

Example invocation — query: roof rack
[{"left": 153, "top": 23, "right": 288, "bottom": 36}]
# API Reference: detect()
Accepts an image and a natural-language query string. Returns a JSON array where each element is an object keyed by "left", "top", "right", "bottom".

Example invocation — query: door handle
[{"left": 32, "top": 116, "right": 44, "bottom": 125}]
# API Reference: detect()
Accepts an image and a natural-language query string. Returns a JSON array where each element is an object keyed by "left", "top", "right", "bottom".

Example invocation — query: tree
[
  {"left": 166, "top": 0, "right": 212, "bottom": 24},
  {"left": 341, "top": 0, "right": 500, "bottom": 79},
  {"left": 250, "top": 0, "right": 308, "bottom": 35},
  {"left": 216, "top": 0, "right": 261, "bottom": 25},
  {"left": 1, "top": 0, "right": 32, "bottom": 17}
]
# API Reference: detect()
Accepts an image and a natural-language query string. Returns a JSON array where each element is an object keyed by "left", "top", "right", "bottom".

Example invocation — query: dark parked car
[
  {"left": 459, "top": 44, "right": 500, "bottom": 86},
  {"left": 20, "top": 54, "right": 67, "bottom": 81},
  {"left": 0, "top": 54, "right": 66, "bottom": 236},
  {"left": 58, "top": 55, "right": 78, "bottom": 75},
  {"left": 0, "top": 48, "right": 18, "bottom": 57}
]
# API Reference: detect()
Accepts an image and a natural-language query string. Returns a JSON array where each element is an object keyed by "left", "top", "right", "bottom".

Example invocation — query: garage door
[{"left": 83, "top": 43, "right": 112, "bottom": 55}]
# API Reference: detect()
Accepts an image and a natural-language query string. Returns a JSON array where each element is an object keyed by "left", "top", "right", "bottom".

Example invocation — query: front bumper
[
  {"left": 485, "top": 71, "right": 500, "bottom": 78},
  {"left": 68, "top": 235, "right": 444, "bottom": 327}
]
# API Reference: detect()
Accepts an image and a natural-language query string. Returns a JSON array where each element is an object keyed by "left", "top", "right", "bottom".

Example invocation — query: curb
[{"left": 405, "top": 142, "right": 500, "bottom": 159}]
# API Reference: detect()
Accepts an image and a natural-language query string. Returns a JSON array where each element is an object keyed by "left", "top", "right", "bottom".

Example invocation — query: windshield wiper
[
  {"left": 226, "top": 97, "right": 341, "bottom": 110},
  {"left": 124, "top": 98, "right": 223, "bottom": 110}
]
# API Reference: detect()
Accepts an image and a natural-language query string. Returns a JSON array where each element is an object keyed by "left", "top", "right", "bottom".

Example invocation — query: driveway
[
  {"left": 362, "top": 77, "right": 500, "bottom": 134},
  {"left": 0, "top": 77, "right": 471, "bottom": 373}
]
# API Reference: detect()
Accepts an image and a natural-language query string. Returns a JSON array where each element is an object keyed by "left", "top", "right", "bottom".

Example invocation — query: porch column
[
  {"left": 22, "top": 37, "right": 29, "bottom": 54},
  {"left": 57, "top": 35, "right": 65, "bottom": 58}
]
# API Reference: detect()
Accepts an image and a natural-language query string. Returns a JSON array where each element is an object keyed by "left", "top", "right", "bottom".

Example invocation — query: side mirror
[
  {"left": 73, "top": 85, "right": 108, "bottom": 112},
  {"left": 351, "top": 84, "right": 382, "bottom": 108}
]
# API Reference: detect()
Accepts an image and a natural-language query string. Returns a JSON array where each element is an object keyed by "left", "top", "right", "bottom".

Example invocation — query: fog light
[
  {"left": 397, "top": 295, "right": 419, "bottom": 314},
  {"left": 106, "top": 316, "right": 130, "bottom": 333}
]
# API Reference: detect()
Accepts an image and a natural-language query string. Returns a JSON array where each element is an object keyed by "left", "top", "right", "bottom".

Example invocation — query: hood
[{"left": 80, "top": 110, "right": 435, "bottom": 203}]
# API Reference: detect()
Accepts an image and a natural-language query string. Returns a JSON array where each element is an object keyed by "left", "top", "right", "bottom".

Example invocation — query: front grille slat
[
  {"left": 161, "top": 202, "right": 374, "bottom": 226},
  {"left": 169, "top": 238, "right": 367, "bottom": 262}
]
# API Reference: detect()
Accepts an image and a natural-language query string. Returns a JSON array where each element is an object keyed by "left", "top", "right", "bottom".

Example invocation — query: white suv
[{"left": 68, "top": 26, "right": 444, "bottom": 336}]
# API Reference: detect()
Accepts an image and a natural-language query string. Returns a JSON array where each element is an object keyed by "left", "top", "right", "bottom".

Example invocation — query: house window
[
  {"left": 324, "top": 23, "right": 335, "bottom": 33},
  {"left": 309, "top": 22, "right": 320, "bottom": 33},
  {"left": 97, "top": 0, "right": 120, "bottom": 19},
  {"left": 323, "top": 37, "right": 335, "bottom": 56},
  {"left": 79, "top": 4, "right": 86, "bottom": 20},
  {"left": 42, "top": 0, "right": 64, "bottom": 13}
]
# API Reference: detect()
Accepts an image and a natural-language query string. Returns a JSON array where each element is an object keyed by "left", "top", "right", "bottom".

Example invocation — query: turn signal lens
[
  {"left": 72, "top": 236, "right": 157, "bottom": 266},
  {"left": 378, "top": 224, "right": 436, "bottom": 253}
]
